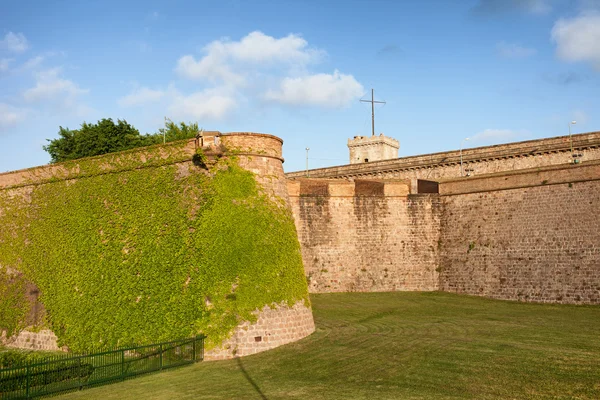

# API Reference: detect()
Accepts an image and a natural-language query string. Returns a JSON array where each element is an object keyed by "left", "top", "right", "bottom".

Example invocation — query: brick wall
[
  {"left": 438, "top": 161, "right": 600, "bottom": 304},
  {"left": 205, "top": 301, "right": 314, "bottom": 360},
  {"left": 288, "top": 179, "right": 441, "bottom": 293},
  {"left": 1, "top": 330, "right": 62, "bottom": 351}
]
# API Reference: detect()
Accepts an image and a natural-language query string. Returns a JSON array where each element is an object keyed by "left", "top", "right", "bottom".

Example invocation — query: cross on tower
[{"left": 360, "top": 88, "right": 386, "bottom": 137}]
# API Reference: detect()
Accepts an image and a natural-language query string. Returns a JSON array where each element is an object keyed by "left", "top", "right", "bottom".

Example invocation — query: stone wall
[
  {"left": 1, "top": 301, "right": 316, "bottom": 357},
  {"left": 438, "top": 161, "right": 600, "bottom": 304},
  {"left": 347, "top": 134, "right": 399, "bottom": 164},
  {"left": 287, "top": 131, "right": 600, "bottom": 193},
  {"left": 288, "top": 179, "right": 441, "bottom": 293},
  {"left": 1, "top": 330, "right": 61, "bottom": 351},
  {"left": 0, "top": 132, "right": 315, "bottom": 357},
  {"left": 205, "top": 301, "right": 315, "bottom": 360},
  {"left": 288, "top": 160, "right": 600, "bottom": 304}
]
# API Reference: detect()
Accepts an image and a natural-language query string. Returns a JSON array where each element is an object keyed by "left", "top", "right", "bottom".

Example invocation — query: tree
[
  {"left": 44, "top": 118, "right": 202, "bottom": 163},
  {"left": 44, "top": 118, "right": 152, "bottom": 163},
  {"left": 156, "top": 119, "right": 201, "bottom": 143}
]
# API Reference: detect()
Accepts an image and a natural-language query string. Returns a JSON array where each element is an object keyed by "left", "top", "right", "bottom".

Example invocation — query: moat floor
[{"left": 60, "top": 292, "right": 600, "bottom": 400}]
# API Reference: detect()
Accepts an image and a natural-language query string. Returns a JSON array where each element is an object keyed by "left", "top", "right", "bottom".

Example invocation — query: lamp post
[
  {"left": 460, "top": 137, "right": 470, "bottom": 177},
  {"left": 305, "top": 147, "right": 310, "bottom": 177},
  {"left": 569, "top": 120, "right": 576, "bottom": 155}
]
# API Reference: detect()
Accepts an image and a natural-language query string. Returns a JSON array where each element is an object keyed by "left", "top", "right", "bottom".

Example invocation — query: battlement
[{"left": 287, "top": 178, "right": 410, "bottom": 198}]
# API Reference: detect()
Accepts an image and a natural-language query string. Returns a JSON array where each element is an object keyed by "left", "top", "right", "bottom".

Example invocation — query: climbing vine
[
  {"left": 0, "top": 270, "right": 29, "bottom": 338},
  {"left": 0, "top": 151, "right": 308, "bottom": 352}
]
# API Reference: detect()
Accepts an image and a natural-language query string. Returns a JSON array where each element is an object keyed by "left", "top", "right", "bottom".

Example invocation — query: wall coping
[
  {"left": 224, "top": 132, "right": 284, "bottom": 144},
  {"left": 286, "top": 131, "right": 600, "bottom": 178},
  {"left": 439, "top": 159, "right": 600, "bottom": 195}
]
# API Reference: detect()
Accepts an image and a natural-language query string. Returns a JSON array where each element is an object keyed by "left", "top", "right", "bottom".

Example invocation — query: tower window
[{"left": 364, "top": 158, "right": 369, "bottom": 163}]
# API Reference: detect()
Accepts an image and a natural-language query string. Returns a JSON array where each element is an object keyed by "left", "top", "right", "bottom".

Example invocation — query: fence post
[
  {"left": 159, "top": 344, "right": 163, "bottom": 370},
  {"left": 121, "top": 350, "right": 125, "bottom": 381},
  {"left": 78, "top": 357, "right": 82, "bottom": 390},
  {"left": 193, "top": 337, "right": 197, "bottom": 362},
  {"left": 201, "top": 335, "right": 205, "bottom": 361},
  {"left": 26, "top": 364, "right": 30, "bottom": 399}
]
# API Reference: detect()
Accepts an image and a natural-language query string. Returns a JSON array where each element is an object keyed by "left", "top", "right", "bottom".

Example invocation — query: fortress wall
[
  {"left": 286, "top": 131, "right": 600, "bottom": 193},
  {"left": 205, "top": 301, "right": 315, "bottom": 360},
  {"left": 288, "top": 179, "right": 441, "bottom": 293},
  {"left": 221, "top": 133, "right": 290, "bottom": 204},
  {"left": 0, "top": 133, "right": 314, "bottom": 357},
  {"left": 438, "top": 161, "right": 600, "bottom": 304}
]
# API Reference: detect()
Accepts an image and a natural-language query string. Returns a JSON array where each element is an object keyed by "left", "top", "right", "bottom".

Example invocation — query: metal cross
[{"left": 360, "top": 88, "right": 386, "bottom": 136}]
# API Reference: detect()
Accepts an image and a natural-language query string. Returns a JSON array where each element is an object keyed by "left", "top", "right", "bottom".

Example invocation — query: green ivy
[
  {"left": 0, "top": 153, "right": 308, "bottom": 352},
  {"left": 0, "top": 270, "right": 29, "bottom": 337}
]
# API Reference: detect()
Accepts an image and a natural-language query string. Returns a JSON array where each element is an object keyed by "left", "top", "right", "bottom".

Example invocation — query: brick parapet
[
  {"left": 439, "top": 159, "right": 600, "bottom": 195},
  {"left": 286, "top": 131, "right": 600, "bottom": 181},
  {"left": 287, "top": 179, "right": 411, "bottom": 198}
]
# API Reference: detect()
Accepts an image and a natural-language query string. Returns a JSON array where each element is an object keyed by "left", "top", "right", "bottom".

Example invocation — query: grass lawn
[{"left": 59, "top": 292, "right": 600, "bottom": 399}]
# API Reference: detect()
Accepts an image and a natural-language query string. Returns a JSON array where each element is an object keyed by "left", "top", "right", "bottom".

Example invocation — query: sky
[{"left": 1, "top": 0, "right": 599, "bottom": 173}]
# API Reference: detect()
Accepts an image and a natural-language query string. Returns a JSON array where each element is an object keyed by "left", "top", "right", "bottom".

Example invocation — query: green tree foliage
[
  {"left": 43, "top": 119, "right": 152, "bottom": 163},
  {"left": 43, "top": 118, "right": 202, "bottom": 163},
  {"left": 156, "top": 119, "right": 201, "bottom": 143}
]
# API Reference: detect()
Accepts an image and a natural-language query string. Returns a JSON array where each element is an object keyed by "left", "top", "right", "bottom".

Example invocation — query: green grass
[{"left": 59, "top": 292, "right": 600, "bottom": 399}]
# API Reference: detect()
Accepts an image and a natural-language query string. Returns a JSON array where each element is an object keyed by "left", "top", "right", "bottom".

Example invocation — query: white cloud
[
  {"left": 168, "top": 88, "right": 237, "bottom": 120},
  {"left": 0, "top": 103, "right": 27, "bottom": 131},
  {"left": 175, "top": 54, "right": 244, "bottom": 85},
  {"left": 0, "top": 32, "right": 29, "bottom": 53},
  {"left": 175, "top": 31, "right": 323, "bottom": 85},
  {"left": 497, "top": 41, "right": 537, "bottom": 58},
  {"left": 0, "top": 58, "right": 12, "bottom": 72},
  {"left": 23, "top": 68, "right": 89, "bottom": 111},
  {"left": 22, "top": 55, "right": 44, "bottom": 70},
  {"left": 168, "top": 31, "right": 362, "bottom": 119},
  {"left": 118, "top": 87, "right": 165, "bottom": 107},
  {"left": 551, "top": 12, "right": 600, "bottom": 69},
  {"left": 219, "top": 31, "right": 322, "bottom": 64},
  {"left": 264, "top": 70, "right": 363, "bottom": 108},
  {"left": 471, "top": 129, "right": 528, "bottom": 142}
]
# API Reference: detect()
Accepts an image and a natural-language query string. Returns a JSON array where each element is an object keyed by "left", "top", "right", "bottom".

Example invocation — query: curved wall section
[{"left": 0, "top": 132, "right": 314, "bottom": 357}]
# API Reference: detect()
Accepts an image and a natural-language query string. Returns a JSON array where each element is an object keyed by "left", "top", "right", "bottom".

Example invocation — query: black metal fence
[{"left": 0, "top": 335, "right": 205, "bottom": 399}]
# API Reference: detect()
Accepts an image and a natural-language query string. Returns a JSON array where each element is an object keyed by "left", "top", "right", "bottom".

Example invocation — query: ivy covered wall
[{"left": 0, "top": 137, "right": 310, "bottom": 353}]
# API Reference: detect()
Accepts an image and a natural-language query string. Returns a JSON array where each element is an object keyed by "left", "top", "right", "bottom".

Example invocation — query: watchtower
[{"left": 347, "top": 134, "right": 399, "bottom": 164}]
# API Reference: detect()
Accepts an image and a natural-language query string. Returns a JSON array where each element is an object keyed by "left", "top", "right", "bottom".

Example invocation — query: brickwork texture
[{"left": 288, "top": 179, "right": 441, "bottom": 293}]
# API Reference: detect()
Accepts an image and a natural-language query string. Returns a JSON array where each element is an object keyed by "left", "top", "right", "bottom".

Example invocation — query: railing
[{"left": 0, "top": 335, "right": 205, "bottom": 399}]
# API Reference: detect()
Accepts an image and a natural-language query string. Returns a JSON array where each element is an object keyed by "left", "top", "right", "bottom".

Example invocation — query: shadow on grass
[{"left": 236, "top": 357, "right": 268, "bottom": 400}]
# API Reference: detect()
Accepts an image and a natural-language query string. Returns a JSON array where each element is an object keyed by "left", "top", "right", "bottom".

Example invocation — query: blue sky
[{"left": 1, "top": 0, "right": 599, "bottom": 173}]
